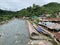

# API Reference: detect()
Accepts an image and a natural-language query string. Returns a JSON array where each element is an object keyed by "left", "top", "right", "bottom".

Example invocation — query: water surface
[{"left": 0, "top": 18, "right": 29, "bottom": 45}]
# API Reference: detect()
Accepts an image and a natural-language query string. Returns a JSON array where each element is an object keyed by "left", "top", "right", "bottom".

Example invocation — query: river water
[{"left": 0, "top": 18, "right": 29, "bottom": 45}]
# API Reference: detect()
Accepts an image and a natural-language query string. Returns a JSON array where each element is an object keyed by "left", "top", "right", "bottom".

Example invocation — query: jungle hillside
[{"left": 0, "top": 2, "right": 60, "bottom": 22}]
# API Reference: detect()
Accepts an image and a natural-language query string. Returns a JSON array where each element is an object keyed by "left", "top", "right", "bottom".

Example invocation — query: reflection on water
[{"left": 0, "top": 18, "right": 29, "bottom": 45}]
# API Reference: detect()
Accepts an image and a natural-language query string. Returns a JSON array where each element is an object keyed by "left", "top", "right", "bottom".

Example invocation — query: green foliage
[
  {"left": 0, "top": 9, "right": 16, "bottom": 22},
  {"left": 0, "top": 2, "right": 60, "bottom": 22},
  {"left": 43, "top": 2, "right": 60, "bottom": 14},
  {"left": 17, "top": 2, "right": 60, "bottom": 18},
  {"left": 17, "top": 4, "right": 41, "bottom": 17}
]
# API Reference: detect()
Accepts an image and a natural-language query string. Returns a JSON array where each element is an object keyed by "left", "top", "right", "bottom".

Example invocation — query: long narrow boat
[
  {"left": 55, "top": 32, "right": 60, "bottom": 42},
  {"left": 26, "top": 20, "right": 58, "bottom": 45},
  {"left": 26, "top": 20, "right": 52, "bottom": 40},
  {"left": 33, "top": 23, "right": 49, "bottom": 35},
  {"left": 26, "top": 20, "right": 40, "bottom": 39},
  {"left": 38, "top": 22, "right": 60, "bottom": 31}
]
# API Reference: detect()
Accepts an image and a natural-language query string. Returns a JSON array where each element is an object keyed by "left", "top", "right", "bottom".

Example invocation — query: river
[{"left": 0, "top": 18, "right": 29, "bottom": 45}]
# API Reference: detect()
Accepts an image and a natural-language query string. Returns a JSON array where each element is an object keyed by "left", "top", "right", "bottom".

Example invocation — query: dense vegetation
[
  {"left": 0, "top": 10, "right": 17, "bottom": 22},
  {"left": 17, "top": 2, "right": 60, "bottom": 17},
  {"left": 0, "top": 2, "right": 60, "bottom": 22}
]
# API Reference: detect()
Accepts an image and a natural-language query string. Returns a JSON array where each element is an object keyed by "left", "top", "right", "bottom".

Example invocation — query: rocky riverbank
[{"left": 0, "top": 17, "right": 16, "bottom": 25}]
